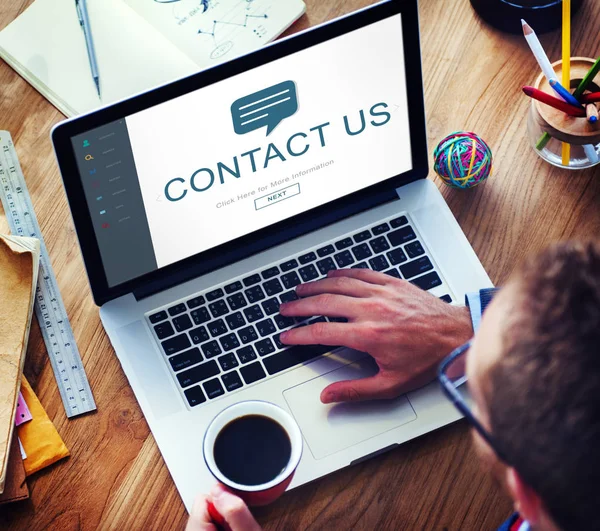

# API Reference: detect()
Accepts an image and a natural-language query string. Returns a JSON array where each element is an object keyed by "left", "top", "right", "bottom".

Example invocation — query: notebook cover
[{"left": 0, "top": 432, "right": 29, "bottom": 505}]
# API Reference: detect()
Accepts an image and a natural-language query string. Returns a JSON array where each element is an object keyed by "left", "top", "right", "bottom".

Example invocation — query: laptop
[{"left": 52, "top": 0, "right": 492, "bottom": 511}]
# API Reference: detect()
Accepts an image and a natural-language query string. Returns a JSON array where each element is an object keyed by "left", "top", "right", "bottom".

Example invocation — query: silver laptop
[{"left": 52, "top": 0, "right": 492, "bottom": 511}]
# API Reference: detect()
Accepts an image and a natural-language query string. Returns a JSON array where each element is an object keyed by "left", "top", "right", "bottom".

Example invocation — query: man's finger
[
  {"left": 211, "top": 486, "right": 261, "bottom": 531},
  {"left": 280, "top": 321, "right": 361, "bottom": 349},
  {"left": 186, "top": 494, "right": 216, "bottom": 531},
  {"left": 295, "top": 276, "right": 380, "bottom": 299},
  {"left": 327, "top": 268, "right": 390, "bottom": 285},
  {"left": 279, "top": 293, "right": 361, "bottom": 319},
  {"left": 320, "top": 373, "right": 403, "bottom": 404}
]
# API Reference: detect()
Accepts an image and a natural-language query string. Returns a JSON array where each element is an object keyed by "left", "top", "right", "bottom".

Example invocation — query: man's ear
[{"left": 505, "top": 467, "right": 542, "bottom": 525}]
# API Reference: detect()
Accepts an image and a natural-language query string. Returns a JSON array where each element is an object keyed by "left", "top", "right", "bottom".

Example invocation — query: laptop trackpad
[{"left": 283, "top": 357, "right": 417, "bottom": 460}]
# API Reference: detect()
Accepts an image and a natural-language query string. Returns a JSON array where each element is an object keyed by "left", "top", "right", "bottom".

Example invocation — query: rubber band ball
[{"left": 433, "top": 132, "right": 493, "bottom": 189}]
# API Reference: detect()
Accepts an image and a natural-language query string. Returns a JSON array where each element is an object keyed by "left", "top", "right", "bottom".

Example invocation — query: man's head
[{"left": 467, "top": 240, "right": 600, "bottom": 531}]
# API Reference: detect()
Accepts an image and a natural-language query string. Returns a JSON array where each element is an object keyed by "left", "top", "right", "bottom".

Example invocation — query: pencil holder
[{"left": 528, "top": 57, "right": 600, "bottom": 169}]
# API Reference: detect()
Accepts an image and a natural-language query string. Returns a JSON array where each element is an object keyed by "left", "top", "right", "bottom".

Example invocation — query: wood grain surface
[{"left": 1, "top": 0, "right": 599, "bottom": 529}]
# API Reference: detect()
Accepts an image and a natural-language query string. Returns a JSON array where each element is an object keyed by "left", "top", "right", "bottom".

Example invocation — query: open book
[
  {"left": 0, "top": 0, "right": 305, "bottom": 117},
  {"left": 0, "top": 235, "right": 40, "bottom": 494}
]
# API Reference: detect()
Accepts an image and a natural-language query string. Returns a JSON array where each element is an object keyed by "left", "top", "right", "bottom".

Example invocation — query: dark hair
[{"left": 488, "top": 241, "right": 600, "bottom": 531}]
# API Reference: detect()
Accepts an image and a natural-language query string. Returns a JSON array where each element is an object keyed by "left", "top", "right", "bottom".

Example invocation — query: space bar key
[{"left": 263, "top": 344, "right": 336, "bottom": 375}]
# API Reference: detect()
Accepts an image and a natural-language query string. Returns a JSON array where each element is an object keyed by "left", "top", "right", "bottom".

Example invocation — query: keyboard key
[
  {"left": 191, "top": 307, "right": 211, "bottom": 325},
  {"left": 173, "top": 314, "right": 193, "bottom": 332},
  {"left": 384, "top": 268, "right": 402, "bottom": 279},
  {"left": 370, "top": 236, "right": 390, "bottom": 254},
  {"left": 405, "top": 240, "right": 425, "bottom": 259},
  {"left": 263, "top": 278, "right": 284, "bottom": 296},
  {"left": 299, "top": 264, "right": 319, "bottom": 282},
  {"left": 387, "top": 248, "right": 408, "bottom": 265},
  {"left": 352, "top": 243, "right": 373, "bottom": 261},
  {"left": 335, "top": 237, "right": 354, "bottom": 250},
  {"left": 189, "top": 326, "right": 210, "bottom": 344},
  {"left": 400, "top": 257, "right": 434, "bottom": 279},
  {"left": 255, "top": 338, "right": 276, "bottom": 357},
  {"left": 411, "top": 271, "right": 442, "bottom": 291},
  {"left": 209, "top": 299, "right": 228, "bottom": 318},
  {"left": 238, "top": 325, "right": 258, "bottom": 344},
  {"left": 261, "top": 266, "right": 280, "bottom": 279},
  {"left": 372, "top": 222, "right": 390, "bottom": 235},
  {"left": 334, "top": 250, "right": 354, "bottom": 268},
  {"left": 219, "top": 333, "right": 240, "bottom": 352},
  {"left": 280, "top": 259, "right": 298, "bottom": 272},
  {"left": 351, "top": 262, "right": 369, "bottom": 269},
  {"left": 298, "top": 252, "right": 317, "bottom": 264},
  {"left": 236, "top": 345, "right": 257, "bottom": 364},
  {"left": 186, "top": 296, "right": 205, "bottom": 309},
  {"left": 353, "top": 230, "right": 371, "bottom": 243},
  {"left": 280, "top": 291, "right": 298, "bottom": 303},
  {"left": 440, "top": 294, "right": 453, "bottom": 303},
  {"left": 218, "top": 352, "right": 239, "bottom": 371},
  {"left": 227, "top": 292, "right": 247, "bottom": 310},
  {"left": 281, "top": 271, "right": 301, "bottom": 289},
  {"left": 162, "top": 334, "right": 191, "bottom": 356},
  {"left": 149, "top": 310, "right": 168, "bottom": 324},
  {"left": 317, "top": 244, "right": 335, "bottom": 257},
  {"left": 369, "top": 255, "right": 390, "bottom": 272},
  {"left": 274, "top": 314, "right": 295, "bottom": 330},
  {"left": 177, "top": 359, "right": 220, "bottom": 387},
  {"left": 317, "top": 257, "right": 336, "bottom": 275},
  {"left": 208, "top": 319, "right": 228, "bottom": 337},
  {"left": 388, "top": 226, "right": 417, "bottom": 247},
  {"left": 273, "top": 333, "right": 285, "bottom": 350},
  {"left": 243, "top": 274, "right": 261, "bottom": 287},
  {"left": 390, "top": 215, "right": 408, "bottom": 228},
  {"left": 263, "top": 344, "right": 333, "bottom": 375},
  {"left": 308, "top": 316, "right": 327, "bottom": 325},
  {"left": 206, "top": 288, "right": 224, "bottom": 301},
  {"left": 203, "top": 378, "right": 225, "bottom": 399},
  {"left": 243, "top": 305, "right": 264, "bottom": 322},
  {"left": 222, "top": 371, "right": 243, "bottom": 392},
  {"left": 170, "top": 347, "right": 203, "bottom": 372},
  {"left": 167, "top": 303, "right": 186, "bottom": 317},
  {"left": 240, "top": 362, "right": 266, "bottom": 384},
  {"left": 201, "top": 340, "right": 222, "bottom": 358},
  {"left": 262, "top": 297, "right": 280, "bottom": 315},
  {"left": 224, "top": 281, "right": 243, "bottom": 294},
  {"left": 328, "top": 317, "right": 348, "bottom": 323},
  {"left": 245, "top": 285, "right": 266, "bottom": 303},
  {"left": 154, "top": 321, "right": 174, "bottom": 340},
  {"left": 256, "top": 318, "right": 276, "bottom": 337},
  {"left": 184, "top": 386, "right": 206, "bottom": 407},
  {"left": 225, "top": 311, "right": 246, "bottom": 330}
]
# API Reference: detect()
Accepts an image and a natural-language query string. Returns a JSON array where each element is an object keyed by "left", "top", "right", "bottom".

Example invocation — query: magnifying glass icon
[{"left": 85, "top": 154, "right": 94, "bottom": 161}]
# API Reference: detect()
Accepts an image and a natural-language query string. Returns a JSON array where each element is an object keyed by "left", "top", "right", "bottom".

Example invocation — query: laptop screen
[{"left": 70, "top": 13, "right": 411, "bottom": 288}]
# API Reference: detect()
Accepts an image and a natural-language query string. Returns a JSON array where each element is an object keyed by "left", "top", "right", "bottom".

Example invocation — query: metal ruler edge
[{"left": 0, "top": 131, "right": 96, "bottom": 418}]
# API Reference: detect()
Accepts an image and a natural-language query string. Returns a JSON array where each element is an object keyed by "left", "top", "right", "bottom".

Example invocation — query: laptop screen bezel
[{"left": 52, "top": 0, "right": 427, "bottom": 306}]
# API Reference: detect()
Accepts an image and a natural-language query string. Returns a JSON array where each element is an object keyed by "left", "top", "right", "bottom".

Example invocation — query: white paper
[{"left": 18, "top": 437, "right": 26, "bottom": 460}]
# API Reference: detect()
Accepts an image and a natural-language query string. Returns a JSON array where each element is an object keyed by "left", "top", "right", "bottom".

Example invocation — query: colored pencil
[
  {"left": 522, "top": 86, "right": 586, "bottom": 116},
  {"left": 586, "top": 103, "right": 599, "bottom": 123},
  {"left": 521, "top": 20, "right": 557, "bottom": 84},
  {"left": 549, "top": 79, "right": 582, "bottom": 108},
  {"left": 583, "top": 144, "right": 599, "bottom": 164},
  {"left": 561, "top": 0, "right": 571, "bottom": 165},
  {"left": 581, "top": 92, "right": 600, "bottom": 104},
  {"left": 573, "top": 57, "right": 600, "bottom": 100}
]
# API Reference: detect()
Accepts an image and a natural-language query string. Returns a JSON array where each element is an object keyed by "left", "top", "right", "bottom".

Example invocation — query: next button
[{"left": 254, "top": 183, "right": 301, "bottom": 210}]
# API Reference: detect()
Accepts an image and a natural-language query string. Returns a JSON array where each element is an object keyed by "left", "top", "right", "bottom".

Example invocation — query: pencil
[
  {"left": 573, "top": 57, "right": 600, "bottom": 100},
  {"left": 549, "top": 79, "right": 582, "bottom": 107},
  {"left": 581, "top": 92, "right": 600, "bottom": 104},
  {"left": 522, "top": 86, "right": 586, "bottom": 116},
  {"left": 521, "top": 20, "right": 557, "bottom": 84},
  {"left": 586, "top": 103, "right": 599, "bottom": 123},
  {"left": 561, "top": 0, "right": 571, "bottom": 166}
]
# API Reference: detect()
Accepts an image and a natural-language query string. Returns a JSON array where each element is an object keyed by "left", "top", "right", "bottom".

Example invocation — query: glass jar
[{"left": 527, "top": 58, "right": 600, "bottom": 170}]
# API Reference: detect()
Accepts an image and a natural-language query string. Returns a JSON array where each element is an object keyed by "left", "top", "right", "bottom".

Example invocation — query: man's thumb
[{"left": 320, "top": 374, "right": 400, "bottom": 404}]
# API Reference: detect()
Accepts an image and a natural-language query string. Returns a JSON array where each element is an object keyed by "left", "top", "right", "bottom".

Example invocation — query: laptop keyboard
[{"left": 146, "top": 213, "right": 453, "bottom": 409}]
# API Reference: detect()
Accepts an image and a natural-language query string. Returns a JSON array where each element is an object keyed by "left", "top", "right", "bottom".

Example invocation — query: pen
[
  {"left": 75, "top": 0, "right": 101, "bottom": 98},
  {"left": 522, "top": 86, "right": 586, "bottom": 117},
  {"left": 549, "top": 79, "right": 581, "bottom": 108}
]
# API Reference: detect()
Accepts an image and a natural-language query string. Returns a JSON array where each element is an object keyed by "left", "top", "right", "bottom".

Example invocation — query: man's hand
[
  {"left": 279, "top": 269, "right": 473, "bottom": 404},
  {"left": 186, "top": 484, "right": 261, "bottom": 531}
]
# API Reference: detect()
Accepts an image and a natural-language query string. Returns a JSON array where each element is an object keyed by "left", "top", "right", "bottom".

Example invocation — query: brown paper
[{"left": 0, "top": 431, "right": 29, "bottom": 504}]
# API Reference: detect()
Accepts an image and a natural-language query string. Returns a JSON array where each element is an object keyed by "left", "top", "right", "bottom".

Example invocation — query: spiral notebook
[{"left": 0, "top": 0, "right": 305, "bottom": 117}]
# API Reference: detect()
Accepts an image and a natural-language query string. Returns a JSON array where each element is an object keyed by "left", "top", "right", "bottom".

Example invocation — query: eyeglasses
[{"left": 437, "top": 340, "right": 509, "bottom": 463}]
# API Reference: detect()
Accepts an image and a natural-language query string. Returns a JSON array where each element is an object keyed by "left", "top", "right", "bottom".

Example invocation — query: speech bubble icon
[{"left": 231, "top": 80, "right": 298, "bottom": 137}]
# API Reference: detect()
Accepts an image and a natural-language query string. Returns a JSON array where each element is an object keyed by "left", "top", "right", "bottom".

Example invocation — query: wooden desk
[{"left": 1, "top": 0, "right": 599, "bottom": 529}]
